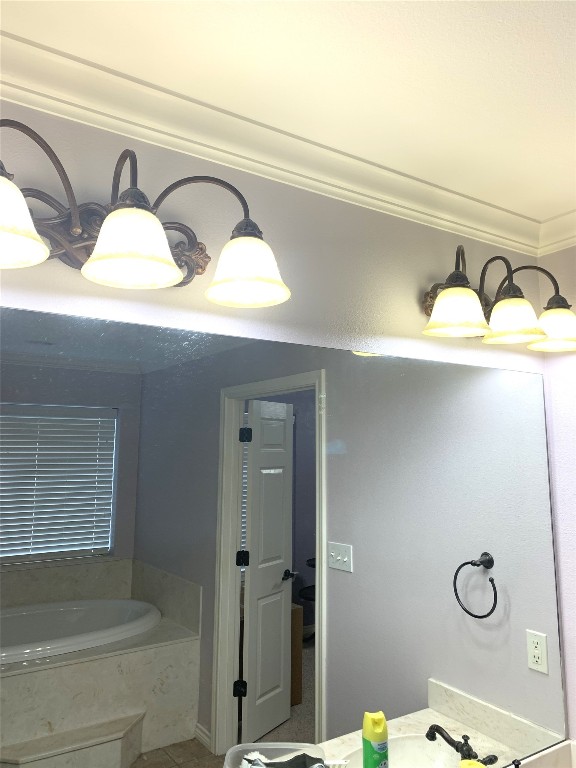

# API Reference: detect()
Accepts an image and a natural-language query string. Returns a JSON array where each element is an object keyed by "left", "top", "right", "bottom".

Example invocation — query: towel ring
[{"left": 453, "top": 552, "right": 497, "bottom": 619}]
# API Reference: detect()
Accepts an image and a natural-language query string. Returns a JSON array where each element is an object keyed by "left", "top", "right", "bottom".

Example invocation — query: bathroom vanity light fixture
[
  {"left": 0, "top": 119, "right": 290, "bottom": 307},
  {"left": 423, "top": 245, "right": 576, "bottom": 352}
]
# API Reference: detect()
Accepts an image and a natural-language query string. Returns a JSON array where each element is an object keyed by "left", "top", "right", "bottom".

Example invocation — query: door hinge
[
  {"left": 239, "top": 427, "right": 253, "bottom": 442},
  {"left": 233, "top": 679, "right": 247, "bottom": 698},
  {"left": 236, "top": 550, "right": 250, "bottom": 567}
]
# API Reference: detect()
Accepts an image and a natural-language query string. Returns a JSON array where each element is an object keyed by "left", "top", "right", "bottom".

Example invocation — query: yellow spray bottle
[{"left": 362, "top": 711, "right": 388, "bottom": 768}]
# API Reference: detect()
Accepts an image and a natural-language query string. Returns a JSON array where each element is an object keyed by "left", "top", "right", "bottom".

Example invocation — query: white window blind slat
[{"left": 0, "top": 404, "right": 118, "bottom": 561}]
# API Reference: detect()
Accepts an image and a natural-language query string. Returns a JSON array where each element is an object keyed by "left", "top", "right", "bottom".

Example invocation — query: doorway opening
[{"left": 212, "top": 371, "right": 326, "bottom": 754}]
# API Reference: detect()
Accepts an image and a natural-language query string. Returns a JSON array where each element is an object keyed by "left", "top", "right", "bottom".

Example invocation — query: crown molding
[
  {"left": 539, "top": 211, "right": 576, "bottom": 257},
  {"left": 1, "top": 33, "right": 574, "bottom": 258}
]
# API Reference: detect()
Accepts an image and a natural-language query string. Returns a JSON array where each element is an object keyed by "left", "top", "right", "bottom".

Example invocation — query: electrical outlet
[
  {"left": 527, "top": 630, "right": 548, "bottom": 674},
  {"left": 328, "top": 542, "right": 353, "bottom": 572}
]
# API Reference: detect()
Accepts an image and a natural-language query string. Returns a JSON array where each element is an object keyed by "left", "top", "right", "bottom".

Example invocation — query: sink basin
[{"left": 344, "top": 736, "right": 460, "bottom": 768}]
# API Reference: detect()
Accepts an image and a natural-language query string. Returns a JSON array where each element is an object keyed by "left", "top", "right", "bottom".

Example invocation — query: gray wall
[
  {"left": 1, "top": 362, "right": 142, "bottom": 559},
  {"left": 134, "top": 341, "right": 562, "bottom": 738}
]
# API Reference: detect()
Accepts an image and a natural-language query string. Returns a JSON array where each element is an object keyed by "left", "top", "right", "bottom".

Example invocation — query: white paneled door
[{"left": 242, "top": 399, "right": 294, "bottom": 742}]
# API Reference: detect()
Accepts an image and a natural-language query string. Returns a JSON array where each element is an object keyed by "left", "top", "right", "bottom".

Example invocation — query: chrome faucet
[{"left": 425, "top": 725, "right": 498, "bottom": 765}]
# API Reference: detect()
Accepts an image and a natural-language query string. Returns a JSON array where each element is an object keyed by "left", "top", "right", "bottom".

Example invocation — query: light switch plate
[{"left": 328, "top": 542, "right": 353, "bottom": 572}]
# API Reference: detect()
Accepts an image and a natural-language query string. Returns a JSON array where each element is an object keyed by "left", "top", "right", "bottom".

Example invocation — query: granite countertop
[{"left": 319, "top": 707, "right": 519, "bottom": 767}]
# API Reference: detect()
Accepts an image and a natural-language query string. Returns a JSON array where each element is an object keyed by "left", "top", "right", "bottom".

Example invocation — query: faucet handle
[
  {"left": 478, "top": 756, "right": 498, "bottom": 766},
  {"left": 459, "top": 736, "right": 479, "bottom": 760}
]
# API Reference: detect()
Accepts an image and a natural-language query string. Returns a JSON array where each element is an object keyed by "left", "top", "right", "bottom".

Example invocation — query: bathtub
[{"left": 0, "top": 599, "right": 161, "bottom": 664}]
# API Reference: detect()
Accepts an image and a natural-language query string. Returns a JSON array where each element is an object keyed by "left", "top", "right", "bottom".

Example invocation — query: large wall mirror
[{"left": 0, "top": 308, "right": 565, "bottom": 763}]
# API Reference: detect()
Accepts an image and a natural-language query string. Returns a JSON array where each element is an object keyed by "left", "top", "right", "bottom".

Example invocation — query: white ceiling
[{"left": 1, "top": 1, "right": 575, "bottom": 255}]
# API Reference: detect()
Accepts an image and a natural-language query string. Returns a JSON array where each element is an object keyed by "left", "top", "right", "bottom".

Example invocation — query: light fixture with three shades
[
  {"left": 0, "top": 119, "right": 291, "bottom": 309},
  {"left": 423, "top": 246, "right": 576, "bottom": 352}
]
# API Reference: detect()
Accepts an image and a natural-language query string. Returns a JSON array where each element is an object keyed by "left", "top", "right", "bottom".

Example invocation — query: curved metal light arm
[
  {"left": 19, "top": 189, "right": 69, "bottom": 217},
  {"left": 454, "top": 244, "right": 466, "bottom": 273},
  {"left": 0, "top": 118, "right": 81, "bottom": 235},
  {"left": 152, "top": 175, "right": 251, "bottom": 220},
  {"left": 495, "top": 265, "right": 570, "bottom": 310},
  {"left": 422, "top": 244, "right": 471, "bottom": 316},
  {"left": 111, "top": 149, "right": 139, "bottom": 206},
  {"left": 478, "top": 255, "right": 518, "bottom": 302}
]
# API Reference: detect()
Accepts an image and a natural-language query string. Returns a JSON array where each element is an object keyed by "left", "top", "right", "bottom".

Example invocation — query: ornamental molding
[{"left": 1, "top": 32, "right": 574, "bottom": 258}]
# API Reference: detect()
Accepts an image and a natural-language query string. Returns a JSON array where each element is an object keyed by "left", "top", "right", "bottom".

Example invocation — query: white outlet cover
[{"left": 527, "top": 629, "right": 549, "bottom": 674}]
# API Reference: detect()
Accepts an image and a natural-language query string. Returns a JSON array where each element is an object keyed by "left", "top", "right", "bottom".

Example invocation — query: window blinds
[{"left": 0, "top": 404, "right": 117, "bottom": 561}]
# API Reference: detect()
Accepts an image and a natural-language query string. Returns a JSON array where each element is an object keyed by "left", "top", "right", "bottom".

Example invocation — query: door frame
[{"left": 211, "top": 370, "right": 327, "bottom": 754}]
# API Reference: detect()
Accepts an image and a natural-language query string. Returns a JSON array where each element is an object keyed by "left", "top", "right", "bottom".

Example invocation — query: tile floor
[
  {"left": 133, "top": 640, "right": 315, "bottom": 767},
  {"left": 131, "top": 739, "right": 223, "bottom": 768}
]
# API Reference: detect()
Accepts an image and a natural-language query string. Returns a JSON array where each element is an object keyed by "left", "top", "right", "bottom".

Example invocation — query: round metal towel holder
[{"left": 453, "top": 552, "right": 498, "bottom": 619}]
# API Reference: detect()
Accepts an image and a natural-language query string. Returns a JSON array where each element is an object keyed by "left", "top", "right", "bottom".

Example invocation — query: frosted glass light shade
[
  {"left": 205, "top": 236, "right": 291, "bottom": 308},
  {"left": 423, "top": 287, "right": 489, "bottom": 337},
  {"left": 0, "top": 175, "right": 50, "bottom": 268},
  {"left": 81, "top": 207, "right": 183, "bottom": 289},
  {"left": 528, "top": 308, "right": 576, "bottom": 352},
  {"left": 482, "top": 298, "right": 545, "bottom": 344}
]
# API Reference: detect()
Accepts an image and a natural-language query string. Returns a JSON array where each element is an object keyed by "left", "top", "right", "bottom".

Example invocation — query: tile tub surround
[
  {"left": 0, "top": 713, "right": 143, "bottom": 768},
  {"left": 131, "top": 560, "right": 202, "bottom": 634},
  {"left": 428, "top": 678, "right": 564, "bottom": 755},
  {"left": 0, "top": 558, "right": 133, "bottom": 608},
  {"left": 1, "top": 621, "right": 200, "bottom": 753},
  {"left": 0, "top": 617, "right": 194, "bottom": 675}
]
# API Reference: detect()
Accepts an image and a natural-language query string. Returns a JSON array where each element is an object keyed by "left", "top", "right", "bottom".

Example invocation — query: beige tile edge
[
  {"left": 0, "top": 713, "right": 144, "bottom": 762},
  {"left": 428, "top": 679, "right": 563, "bottom": 755}
]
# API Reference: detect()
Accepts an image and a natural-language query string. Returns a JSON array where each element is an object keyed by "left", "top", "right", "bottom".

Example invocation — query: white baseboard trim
[{"left": 194, "top": 722, "right": 212, "bottom": 752}]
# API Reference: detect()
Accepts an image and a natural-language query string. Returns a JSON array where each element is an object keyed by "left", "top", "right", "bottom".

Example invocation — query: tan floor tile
[
  {"left": 180, "top": 758, "right": 224, "bottom": 768},
  {"left": 164, "top": 739, "right": 213, "bottom": 764},
  {"left": 131, "top": 748, "right": 176, "bottom": 768}
]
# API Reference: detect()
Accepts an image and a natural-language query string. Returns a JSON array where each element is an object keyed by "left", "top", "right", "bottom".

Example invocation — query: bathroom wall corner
[{"left": 131, "top": 560, "right": 202, "bottom": 634}]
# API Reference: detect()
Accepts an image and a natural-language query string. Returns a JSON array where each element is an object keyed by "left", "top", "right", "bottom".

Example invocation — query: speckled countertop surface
[{"left": 319, "top": 708, "right": 519, "bottom": 766}]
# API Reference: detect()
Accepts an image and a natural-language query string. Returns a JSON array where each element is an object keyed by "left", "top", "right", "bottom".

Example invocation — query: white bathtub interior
[{"left": 0, "top": 599, "right": 161, "bottom": 664}]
